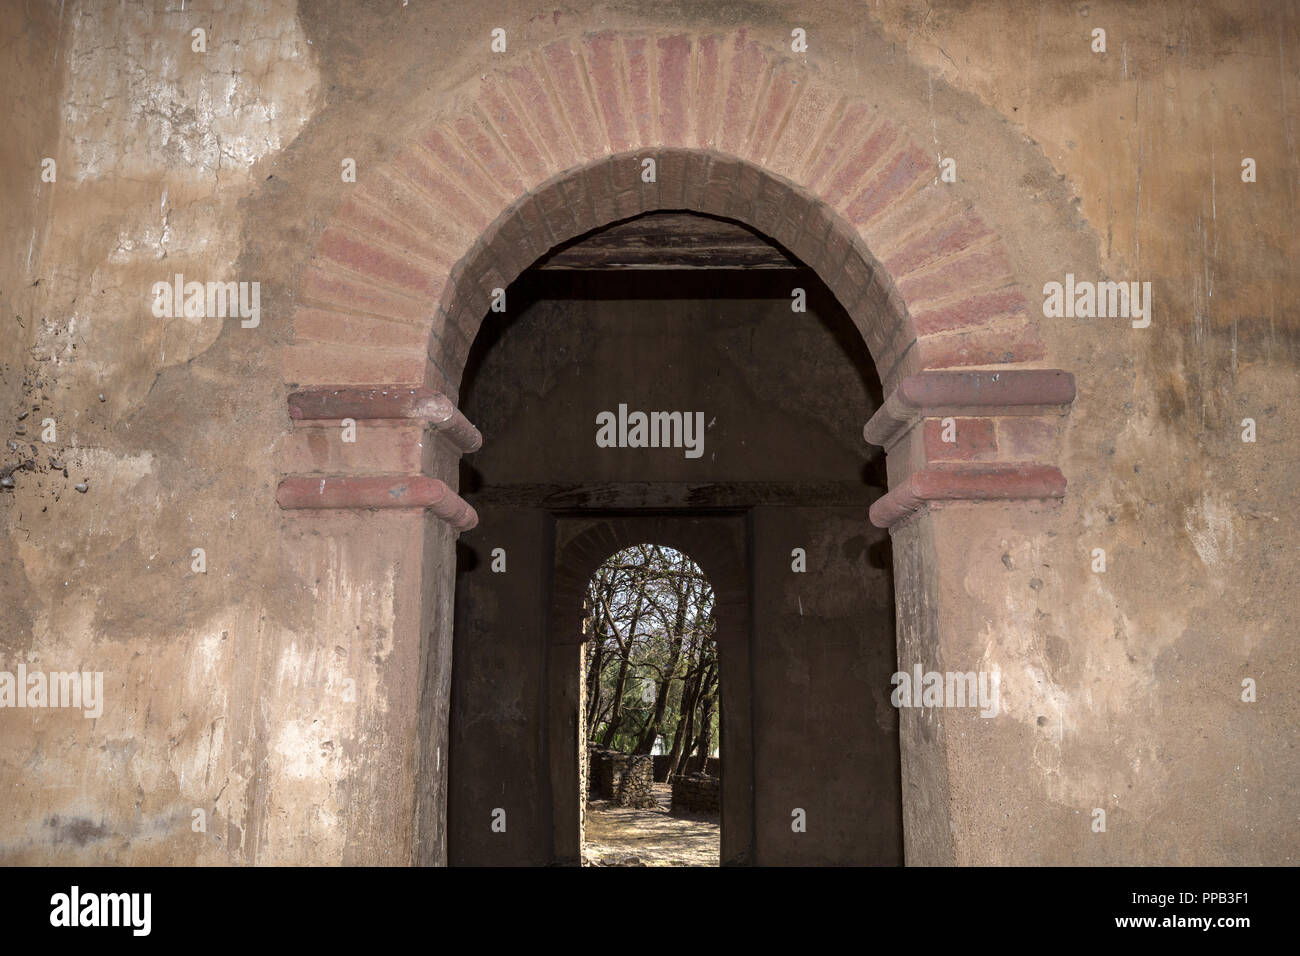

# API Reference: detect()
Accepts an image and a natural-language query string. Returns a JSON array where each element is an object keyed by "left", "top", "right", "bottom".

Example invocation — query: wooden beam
[
  {"left": 537, "top": 211, "right": 796, "bottom": 271},
  {"left": 461, "top": 480, "right": 883, "bottom": 509}
]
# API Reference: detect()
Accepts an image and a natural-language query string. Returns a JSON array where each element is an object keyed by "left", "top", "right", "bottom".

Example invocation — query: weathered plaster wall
[
  {"left": 1, "top": 0, "right": 337, "bottom": 863},
  {"left": 1, "top": 0, "right": 1295, "bottom": 865},
  {"left": 863, "top": 1, "right": 1299, "bottom": 865},
  {"left": 1, "top": 0, "right": 64, "bottom": 648}
]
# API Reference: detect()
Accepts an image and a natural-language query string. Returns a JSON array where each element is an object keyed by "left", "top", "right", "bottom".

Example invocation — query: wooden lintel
[{"left": 537, "top": 211, "right": 796, "bottom": 271}]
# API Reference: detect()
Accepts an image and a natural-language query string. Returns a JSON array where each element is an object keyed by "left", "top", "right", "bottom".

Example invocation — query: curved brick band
[
  {"left": 277, "top": 475, "right": 479, "bottom": 531},
  {"left": 283, "top": 29, "right": 1078, "bottom": 532},
  {"left": 868, "top": 463, "right": 1066, "bottom": 529},
  {"left": 864, "top": 369, "right": 1076, "bottom": 449},
  {"left": 288, "top": 386, "right": 483, "bottom": 454},
  {"left": 287, "top": 29, "right": 1059, "bottom": 398}
]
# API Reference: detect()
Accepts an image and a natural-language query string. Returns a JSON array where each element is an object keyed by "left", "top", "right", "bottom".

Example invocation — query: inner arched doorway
[
  {"left": 552, "top": 523, "right": 750, "bottom": 867},
  {"left": 578, "top": 542, "right": 721, "bottom": 866}
]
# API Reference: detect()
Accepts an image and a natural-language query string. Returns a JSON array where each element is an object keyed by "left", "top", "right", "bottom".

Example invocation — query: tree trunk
[
  {"left": 690, "top": 665, "right": 718, "bottom": 772},
  {"left": 664, "top": 666, "right": 702, "bottom": 778},
  {"left": 693, "top": 695, "right": 716, "bottom": 772},
  {"left": 599, "top": 653, "right": 630, "bottom": 748},
  {"left": 633, "top": 554, "right": 694, "bottom": 754},
  {"left": 597, "top": 582, "right": 646, "bottom": 748},
  {"left": 584, "top": 638, "right": 603, "bottom": 741}
]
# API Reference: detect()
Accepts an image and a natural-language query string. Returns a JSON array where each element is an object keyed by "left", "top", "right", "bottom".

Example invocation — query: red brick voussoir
[{"left": 290, "top": 29, "right": 1052, "bottom": 395}]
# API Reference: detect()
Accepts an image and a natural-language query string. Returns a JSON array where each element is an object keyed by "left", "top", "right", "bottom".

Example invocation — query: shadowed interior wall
[
  {"left": 448, "top": 506, "right": 553, "bottom": 866},
  {"left": 457, "top": 273, "right": 881, "bottom": 489},
  {"left": 750, "top": 506, "right": 902, "bottom": 865}
]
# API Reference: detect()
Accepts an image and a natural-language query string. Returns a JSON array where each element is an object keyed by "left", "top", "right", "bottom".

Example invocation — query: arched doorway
[
  {"left": 277, "top": 29, "right": 1076, "bottom": 865},
  {"left": 444, "top": 211, "right": 904, "bottom": 865},
  {"left": 579, "top": 543, "right": 721, "bottom": 867}
]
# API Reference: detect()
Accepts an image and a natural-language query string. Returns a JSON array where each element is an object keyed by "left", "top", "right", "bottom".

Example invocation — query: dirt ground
[{"left": 582, "top": 783, "right": 720, "bottom": 867}]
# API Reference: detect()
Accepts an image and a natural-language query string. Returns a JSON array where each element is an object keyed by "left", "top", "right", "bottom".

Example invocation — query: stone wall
[
  {"left": 589, "top": 749, "right": 656, "bottom": 808},
  {"left": 653, "top": 755, "right": 720, "bottom": 781},
  {"left": 672, "top": 774, "right": 721, "bottom": 815}
]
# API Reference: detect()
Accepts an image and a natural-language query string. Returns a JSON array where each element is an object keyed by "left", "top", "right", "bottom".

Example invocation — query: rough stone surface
[
  {"left": 591, "top": 750, "right": 657, "bottom": 809},
  {"left": 671, "top": 774, "right": 721, "bottom": 815}
]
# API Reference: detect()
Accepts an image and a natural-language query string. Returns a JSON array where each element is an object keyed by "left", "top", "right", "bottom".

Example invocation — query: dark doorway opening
[{"left": 447, "top": 212, "right": 902, "bottom": 866}]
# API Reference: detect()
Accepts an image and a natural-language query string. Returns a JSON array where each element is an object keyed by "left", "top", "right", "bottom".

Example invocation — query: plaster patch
[
  {"left": 1185, "top": 490, "right": 1237, "bottom": 567},
  {"left": 62, "top": 2, "right": 319, "bottom": 182}
]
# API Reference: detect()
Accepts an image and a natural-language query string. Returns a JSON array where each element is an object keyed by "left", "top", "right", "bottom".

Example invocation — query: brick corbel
[
  {"left": 288, "top": 386, "right": 482, "bottom": 453},
  {"left": 868, "top": 463, "right": 1067, "bottom": 529},
  {"left": 277, "top": 475, "right": 478, "bottom": 531},
  {"left": 863, "top": 369, "right": 1076, "bottom": 450},
  {"left": 864, "top": 370, "right": 1075, "bottom": 529},
  {"left": 278, "top": 385, "right": 480, "bottom": 531}
]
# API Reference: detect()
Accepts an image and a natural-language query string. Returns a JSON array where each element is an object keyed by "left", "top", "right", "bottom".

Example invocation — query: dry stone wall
[
  {"left": 589, "top": 749, "right": 657, "bottom": 808},
  {"left": 671, "top": 774, "right": 721, "bottom": 815}
]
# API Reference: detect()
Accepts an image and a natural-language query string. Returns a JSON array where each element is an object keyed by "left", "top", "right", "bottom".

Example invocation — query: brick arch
[
  {"left": 289, "top": 29, "right": 1046, "bottom": 396},
  {"left": 281, "top": 28, "right": 1075, "bottom": 531},
  {"left": 425, "top": 150, "right": 931, "bottom": 396},
  {"left": 276, "top": 29, "right": 1085, "bottom": 868}
]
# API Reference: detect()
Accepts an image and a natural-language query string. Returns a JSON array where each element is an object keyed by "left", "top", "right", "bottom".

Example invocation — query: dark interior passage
[{"left": 447, "top": 213, "right": 903, "bottom": 865}]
